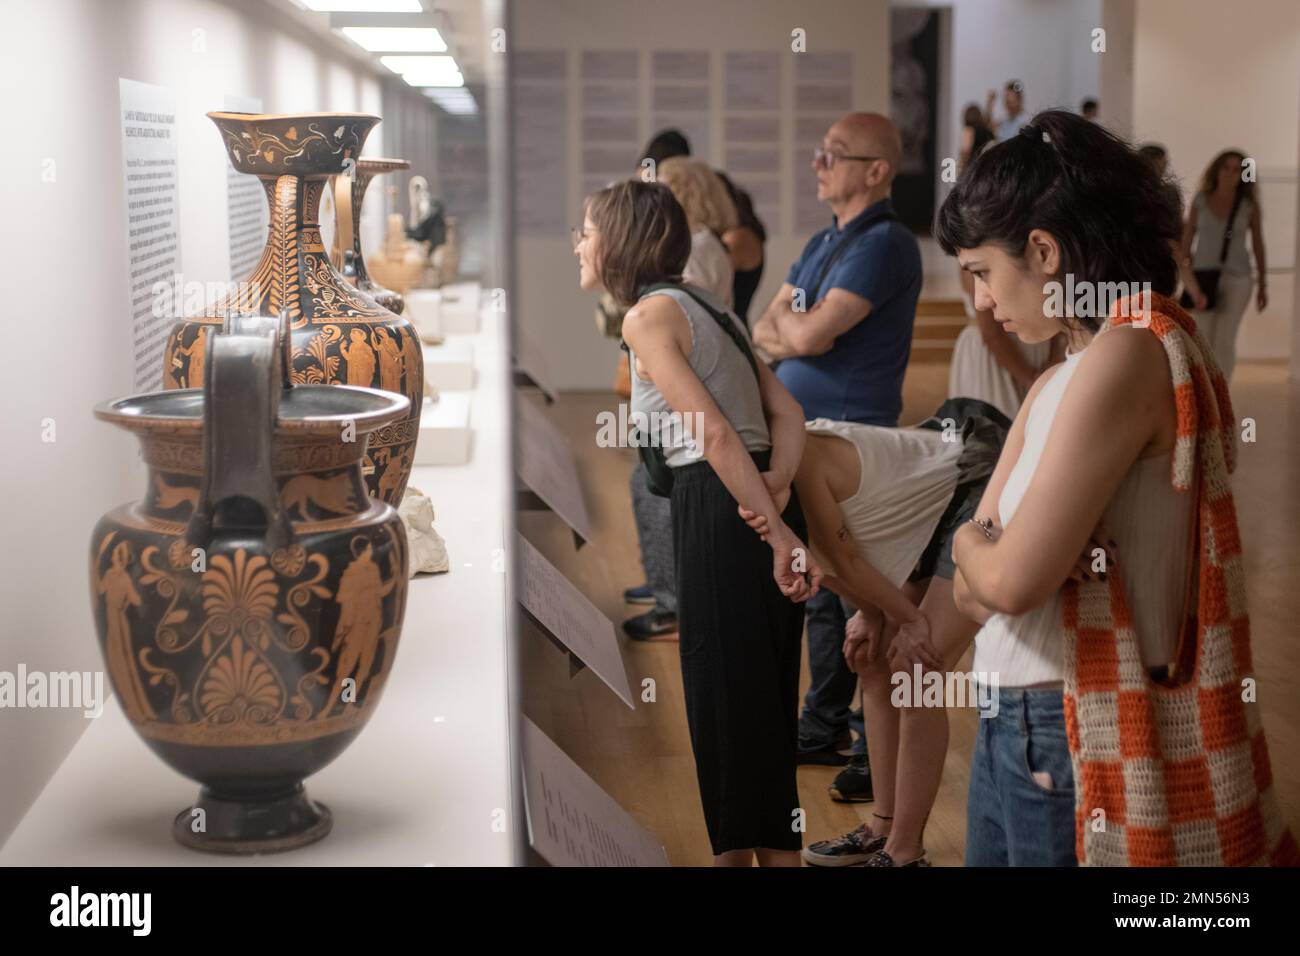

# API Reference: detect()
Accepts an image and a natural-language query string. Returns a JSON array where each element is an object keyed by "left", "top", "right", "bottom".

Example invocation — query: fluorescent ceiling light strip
[
  {"left": 425, "top": 91, "right": 475, "bottom": 107},
  {"left": 380, "top": 54, "right": 459, "bottom": 74},
  {"left": 403, "top": 72, "right": 465, "bottom": 88},
  {"left": 340, "top": 27, "right": 447, "bottom": 53},
  {"left": 303, "top": 1, "right": 423, "bottom": 13},
  {"left": 426, "top": 91, "right": 477, "bottom": 115}
]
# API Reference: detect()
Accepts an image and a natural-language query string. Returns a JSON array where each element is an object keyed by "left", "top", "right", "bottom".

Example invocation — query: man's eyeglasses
[{"left": 812, "top": 148, "right": 880, "bottom": 171}]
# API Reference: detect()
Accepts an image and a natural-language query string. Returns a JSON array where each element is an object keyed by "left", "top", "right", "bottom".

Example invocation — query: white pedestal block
[
  {"left": 414, "top": 392, "right": 472, "bottom": 465},
  {"left": 423, "top": 340, "right": 475, "bottom": 391},
  {"left": 438, "top": 282, "right": 481, "bottom": 334},
  {"left": 406, "top": 289, "right": 443, "bottom": 342}
]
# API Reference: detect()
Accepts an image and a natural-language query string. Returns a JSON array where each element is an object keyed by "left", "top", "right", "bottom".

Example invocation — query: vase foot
[{"left": 172, "top": 784, "right": 332, "bottom": 854}]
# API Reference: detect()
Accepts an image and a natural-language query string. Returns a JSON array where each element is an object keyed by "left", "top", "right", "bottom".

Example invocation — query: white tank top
[
  {"left": 805, "top": 419, "right": 962, "bottom": 586},
  {"left": 972, "top": 329, "right": 1195, "bottom": 686}
]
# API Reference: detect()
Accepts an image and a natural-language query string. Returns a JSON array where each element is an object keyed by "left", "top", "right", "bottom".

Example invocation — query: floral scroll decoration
[
  {"left": 117, "top": 540, "right": 340, "bottom": 727},
  {"left": 219, "top": 121, "right": 364, "bottom": 172},
  {"left": 303, "top": 254, "right": 380, "bottom": 320},
  {"left": 289, "top": 325, "right": 342, "bottom": 386},
  {"left": 274, "top": 544, "right": 334, "bottom": 719}
]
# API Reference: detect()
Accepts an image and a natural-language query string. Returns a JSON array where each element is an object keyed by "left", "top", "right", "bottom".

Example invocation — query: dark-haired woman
[
  {"left": 575, "top": 180, "right": 823, "bottom": 866},
  {"left": 1179, "top": 149, "right": 1268, "bottom": 380},
  {"left": 959, "top": 103, "right": 994, "bottom": 170},
  {"left": 936, "top": 111, "right": 1200, "bottom": 865},
  {"left": 715, "top": 170, "right": 767, "bottom": 326},
  {"left": 950, "top": 102, "right": 1047, "bottom": 420}
]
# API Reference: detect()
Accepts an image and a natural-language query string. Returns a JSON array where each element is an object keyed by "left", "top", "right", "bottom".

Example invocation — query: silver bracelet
[{"left": 968, "top": 516, "right": 995, "bottom": 540}]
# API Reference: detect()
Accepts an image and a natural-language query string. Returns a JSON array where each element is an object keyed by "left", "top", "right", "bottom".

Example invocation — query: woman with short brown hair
[{"left": 576, "top": 180, "right": 822, "bottom": 866}]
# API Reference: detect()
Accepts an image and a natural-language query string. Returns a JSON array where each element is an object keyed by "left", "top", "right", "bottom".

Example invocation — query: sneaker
[
  {"left": 796, "top": 731, "right": 853, "bottom": 766},
  {"left": 829, "top": 754, "right": 873, "bottom": 802},
  {"left": 859, "top": 849, "right": 931, "bottom": 867},
  {"left": 801, "top": 824, "right": 887, "bottom": 867},
  {"left": 623, "top": 608, "right": 678, "bottom": 641},
  {"left": 622, "top": 584, "right": 655, "bottom": 605}
]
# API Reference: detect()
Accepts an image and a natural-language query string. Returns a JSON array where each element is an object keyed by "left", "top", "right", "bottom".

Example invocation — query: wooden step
[
  {"left": 909, "top": 346, "right": 956, "bottom": 363},
  {"left": 914, "top": 317, "right": 966, "bottom": 343},
  {"left": 915, "top": 298, "right": 968, "bottom": 317}
]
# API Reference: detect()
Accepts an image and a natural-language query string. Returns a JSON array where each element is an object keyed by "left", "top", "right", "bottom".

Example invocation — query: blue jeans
[
  {"left": 965, "top": 687, "right": 1077, "bottom": 866},
  {"left": 797, "top": 590, "right": 865, "bottom": 754}
]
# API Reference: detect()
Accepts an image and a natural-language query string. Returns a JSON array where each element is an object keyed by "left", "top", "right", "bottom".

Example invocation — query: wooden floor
[{"left": 518, "top": 360, "right": 1300, "bottom": 867}]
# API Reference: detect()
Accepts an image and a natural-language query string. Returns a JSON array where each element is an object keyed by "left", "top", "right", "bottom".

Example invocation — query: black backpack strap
[
  {"left": 1218, "top": 190, "right": 1245, "bottom": 265},
  {"left": 807, "top": 206, "right": 895, "bottom": 301}
]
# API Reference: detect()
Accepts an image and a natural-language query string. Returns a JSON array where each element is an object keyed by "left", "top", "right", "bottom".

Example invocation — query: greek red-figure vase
[
  {"left": 162, "top": 112, "right": 423, "bottom": 506},
  {"left": 331, "top": 157, "right": 411, "bottom": 316},
  {"left": 92, "top": 314, "right": 410, "bottom": 853}
]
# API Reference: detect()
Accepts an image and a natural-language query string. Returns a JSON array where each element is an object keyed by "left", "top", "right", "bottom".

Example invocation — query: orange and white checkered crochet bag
[{"left": 1061, "top": 292, "right": 1298, "bottom": 867}]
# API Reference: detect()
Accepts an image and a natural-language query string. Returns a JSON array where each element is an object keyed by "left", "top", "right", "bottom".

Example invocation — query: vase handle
[
  {"left": 186, "top": 312, "right": 294, "bottom": 553},
  {"left": 332, "top": 173, "right": 355, "bottom": 276}
]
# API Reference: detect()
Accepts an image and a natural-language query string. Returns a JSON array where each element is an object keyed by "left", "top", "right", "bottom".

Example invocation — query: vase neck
[{"left": 206, "top": 172, "right": 389, "bottom": 327}]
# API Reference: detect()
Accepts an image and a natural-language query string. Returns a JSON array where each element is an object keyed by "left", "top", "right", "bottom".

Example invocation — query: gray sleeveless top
[
  {"left": 629, "top": 285, "right": 771, "bottom": 468},
  {"left": 1192, "top": 192, "right": 1253, "bottom": 277}
]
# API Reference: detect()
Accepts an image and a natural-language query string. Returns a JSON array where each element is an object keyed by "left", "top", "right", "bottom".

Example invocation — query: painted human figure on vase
[
  {"left": 376, "top": 451, "right": 408, "bottom": 502},
  {"left": 175, "top": 327, "right": 209, "bottom": 389},
  {"left": 373, "top": 326, "right": 403, "bottom": 396},
  {"left": 95, "top": 538, "right": 155, "bottom": 723},
  {"left": 399, "top": 326, "right": 423, "bottom": 401},
  {"left": 321, "top": 538, "right": 395, "bottom": 715},
  {"left": 340, "top": 328, "right": 375, "bottom": 387}
]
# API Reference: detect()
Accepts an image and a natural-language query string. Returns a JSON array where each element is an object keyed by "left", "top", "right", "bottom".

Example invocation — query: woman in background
[
  {"left": 715, "top": 170, "right": 767, "bottom": 326},
  {"left": 958, "top": 102, "right": 994, "bottom": 169},
  {"left": 658, "top": 157, "right": 738, "bottom": 308},
  {"left": 1179, "top": 148, "right": 1268, "bottom": 380},
  {"left": 614, "top": 132, "right": 697, "bottom": 637}
]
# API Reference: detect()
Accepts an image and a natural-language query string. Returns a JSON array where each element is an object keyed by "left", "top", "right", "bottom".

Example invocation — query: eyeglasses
[
  {"left": 570, "top": 225, "right": 596, "bottom": 248},
  {"left": 812, "top": 148, "right": 881, "bottom": 171}
]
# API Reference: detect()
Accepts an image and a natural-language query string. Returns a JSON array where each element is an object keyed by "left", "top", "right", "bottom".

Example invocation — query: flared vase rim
[
  {"left": 94, "top": 384, "right": 410, "bottom": 436},
  {"left": 207, "top": 110, "right": 381, "bottom": 123},
  {"left": 356, "top": 157, "right": 411, "bottom": 172}
]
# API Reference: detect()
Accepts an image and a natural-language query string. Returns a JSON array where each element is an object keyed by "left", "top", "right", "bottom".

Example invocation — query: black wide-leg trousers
[{"left": 669, "top": 456, "right": 806, "bottom": 856}]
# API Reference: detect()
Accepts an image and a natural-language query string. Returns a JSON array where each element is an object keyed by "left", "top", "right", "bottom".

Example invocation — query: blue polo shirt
[{"left": 776, "top": 198, "right": 921, "bottom": 425}]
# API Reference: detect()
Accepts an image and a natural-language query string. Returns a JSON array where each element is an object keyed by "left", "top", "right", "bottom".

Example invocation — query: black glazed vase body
[{"left": 90, "top": 315, "right": 410, "bottom": 853}]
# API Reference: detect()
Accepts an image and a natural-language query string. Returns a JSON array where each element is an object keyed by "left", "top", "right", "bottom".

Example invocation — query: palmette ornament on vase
[
  {"left": 91, "top": 314, "right": 410, "bottom": 853},
  {"left": 161, "top": 112, "right": 423, "bottom": 506}
]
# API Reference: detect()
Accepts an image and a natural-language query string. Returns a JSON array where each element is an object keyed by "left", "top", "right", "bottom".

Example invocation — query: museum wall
[
  {"left": 0, "top": 0, "right": 441, "bottom": 846},
  {"left": 512, "top": 0, "right": 890, "bottom": 391},
  {"left": 909, "top": 0, "right": 1103, "bottom": 187},
  {"left": 1131, "top": 0, "right": 1300, "bottom": 365}
]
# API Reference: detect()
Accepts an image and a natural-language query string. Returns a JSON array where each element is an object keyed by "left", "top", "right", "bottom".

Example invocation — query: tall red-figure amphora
[
  {"left": 91, "top": 314, "right": 410, "bottom": 853},
  {"left": 162, "top": 112, "right": 424, "bottom": 505}
]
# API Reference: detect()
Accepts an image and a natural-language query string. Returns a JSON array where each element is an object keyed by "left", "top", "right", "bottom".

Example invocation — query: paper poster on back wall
[{"left": 118, "top": 78, "right": 181, "bottom": 391}]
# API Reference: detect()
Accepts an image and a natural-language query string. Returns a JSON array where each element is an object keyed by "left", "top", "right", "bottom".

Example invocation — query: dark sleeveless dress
[{"left": 733, "top": 263, "right": 764, "bottom": 326}]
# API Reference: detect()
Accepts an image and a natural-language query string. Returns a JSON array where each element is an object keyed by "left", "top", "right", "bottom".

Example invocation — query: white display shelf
[
  {"left": 424, "top": 340, "right": 476, "bottom": 391},
  {"left": 0, "top": 298, "right": 517, "bottom": 867},
  {"left": 414, "top": 391, "right": 472, "bottom": 466},
  {"left": 406, "top": 289, "right": 443, "bottom": 342},
  {"left": 437, "top": 281, "right": 482, "bottom": 335}
]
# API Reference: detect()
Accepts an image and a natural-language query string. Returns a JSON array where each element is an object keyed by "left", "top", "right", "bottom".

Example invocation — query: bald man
[{"left": 752, "top": 112, "right": 922, "bottom": 779}]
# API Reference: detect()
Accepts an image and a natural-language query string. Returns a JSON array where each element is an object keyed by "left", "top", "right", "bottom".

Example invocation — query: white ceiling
[{"left": 260, "top": 0, "right": 487, "bottom": 85}]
